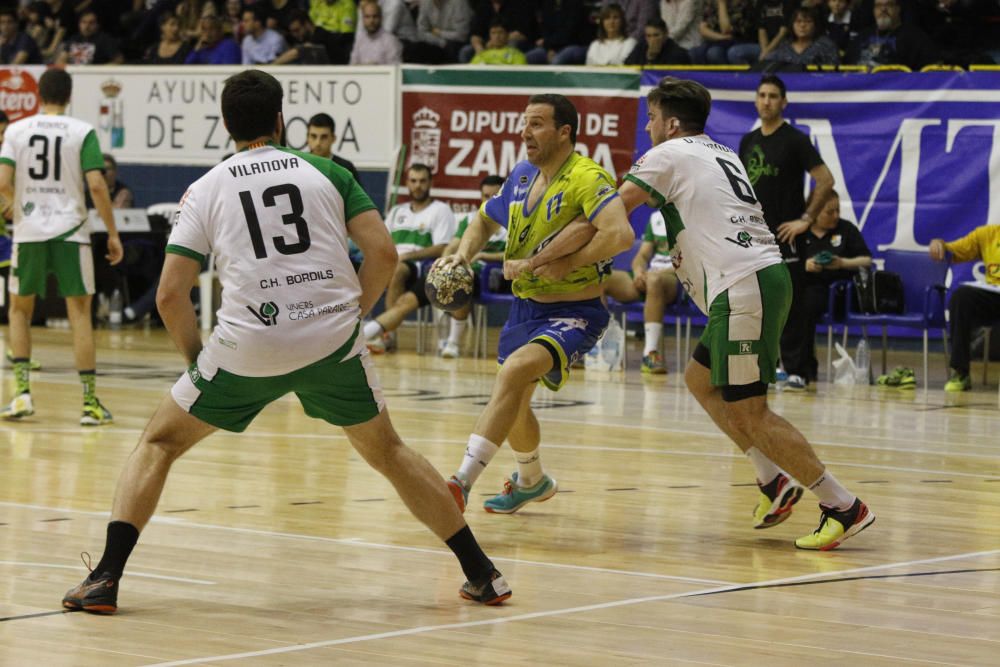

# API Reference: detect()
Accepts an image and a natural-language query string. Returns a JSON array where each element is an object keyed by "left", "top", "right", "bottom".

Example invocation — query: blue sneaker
[
  {"left": 483, "top": 472, "right": 558, "bottom": 514},
  {"left": 447, "top": 475, "right": 469, "bottom": 513}
]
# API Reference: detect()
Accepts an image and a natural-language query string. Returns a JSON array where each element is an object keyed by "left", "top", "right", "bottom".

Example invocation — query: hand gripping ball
[{"left": 425, "top": 262, "right": 474, "bottom": 312}]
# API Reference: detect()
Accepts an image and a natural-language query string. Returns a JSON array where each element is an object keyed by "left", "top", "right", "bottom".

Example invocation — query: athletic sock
[
  {"left": 746, "top": 447, "right": 784, "bottom": 486},
  {"left": 80, "top": 370, "right": 97, "bottom": 404},
  {"left": 448, "top": 317, "right": 466, "bottom": 345},
  {"left": 445, "top": 525, "right": 494, "bottom": 582},
  {"left": 514, "top": 447, "right": 544, "bottom": 488},
  {"left": 363, "top": 320, "right": 384, "bottom": 340},
  {"left": 12, "top": 359, "right": 30, "bottom": 395},
  {"left": 643, "top": 323, "right": 663, "bottom": 356},
  {"left": 91, "top": 521, "right": 140, "bottom": 580},
  {"left": 807, "top": 469, "right": 856, "bottom": 511},
  {"left": 456, "top": 434, "right": 500, "bottom": 488}
]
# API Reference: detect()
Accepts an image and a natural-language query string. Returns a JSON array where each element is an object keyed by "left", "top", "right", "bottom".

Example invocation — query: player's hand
[
  {"left": 826, "top": 256, "right": 843, "bottom": 270},
  {"left": 929, "top": 239, "right": 947, "bottom": 262},
  {"left": 434, "top": 254, "right": 471, "bottom": 273},
  {"left": 776, "top": 218, "right": 810, "bottom": 244},
  {"left": 632, "top": 270, "right": 647, "bottom": 292},
  {"left": 805, "top": 258, "right": 822, "bottom": 273},
  {"left": 533, "top": 257, "right": 573, "bottom": 281},
  {"left": 503, "top": 258, "right": 531, "bottom": 280},
  {"left": 106, "top": 234, "right": 124, "bottom": 265}
]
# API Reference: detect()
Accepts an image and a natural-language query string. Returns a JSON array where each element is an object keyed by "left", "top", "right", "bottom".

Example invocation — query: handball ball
[{"left": 425, "top": 262, "right": 475, "bottom": 312}]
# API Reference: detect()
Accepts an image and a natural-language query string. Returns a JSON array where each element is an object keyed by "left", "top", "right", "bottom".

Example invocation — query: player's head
[
  {"left": 39, "top": 68, "right": 72, "bottom": 107},
  {"left": 306, "top": 113, "right": 336, "bottom": 158},
  {"left": 816, "top": 189, "right": 840, "bottom": 229},
  {"left": 221, "top": 69, "right": 284, "bottom": 143},
  {"left": 480, "top": 175, "right": 503, "bottom": 202},
  {"left": 645, "top": 77, "right": 711, "bottom": 145},
  {"left": 755, "top": 75, "right": 787, "bottom": 123},
  {"left": 406, "top": 163, "right": 433, "bottom": 203},
  {"left": 522, "top": 94, "right": 578, "bottom": 166}
]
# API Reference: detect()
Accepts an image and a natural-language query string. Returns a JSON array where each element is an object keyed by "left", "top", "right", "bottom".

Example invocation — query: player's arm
[
  {"left": 533, "top": 197, "right": 634, "bottom": 281},
  {"left": 437, "top": 210, "right": 500, "bottom": 271},
  {"left": 630, "top": 240, "right": 655, "bottom": 290},
  {"left": 347, "top": 208, "right": 398, "bottom": 317},
  {"left": 85, "top": 169, "right": 124, "bottom": 265},
  {"left": 777, "top": 165, "right": 834, "bottom": 244},
  {"left": 0, "top": 163, "right": 14, "bottom": 217},
  {"left": 619, "top": 179, "right": 658, "bottom": 215},
  {"left": 399, "top": 242, "right": 447, "bottom": 261},
  {"left": 156, "top": 254, "right": 203, "bottom": 364}
]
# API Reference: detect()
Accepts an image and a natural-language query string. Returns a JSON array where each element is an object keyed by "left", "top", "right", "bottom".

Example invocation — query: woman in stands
[
  {"left": 144, "top": 13, "right": 192, "bottom": 64},
  {"left": 763, "top": 6, "right": 839, "bottom": 68},
  {"left": 586, "top": 3, "right": 637, "bottom": 65}
]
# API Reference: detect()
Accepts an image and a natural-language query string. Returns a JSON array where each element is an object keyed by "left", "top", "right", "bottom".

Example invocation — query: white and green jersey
[
  {"left": 0, "top": 113, "right": 104, "bottom": 243},
  {"left": 643, "top": 209, "right": 677, "bottom": 273},
  {"left": 625, "top": 133, "right": 782, "bottom": 314},
  {"left": 384, "top": 199, "right": 455, "bottom": 256},
  {"left": 167, "top": 142, "right": 376, "bottom": 377}
]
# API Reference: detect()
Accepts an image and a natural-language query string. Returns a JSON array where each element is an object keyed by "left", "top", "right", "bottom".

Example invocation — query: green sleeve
[
  {"left": 80, "top": 130, "right": 104, "bottom": 172},
  {"left": 455, "top": 215, "right": 469, "bottom": 239}
]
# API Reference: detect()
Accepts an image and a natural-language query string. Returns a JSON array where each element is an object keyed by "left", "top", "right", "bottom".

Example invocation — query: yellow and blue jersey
[{"left": 481, "top": 153, "right": 619, "bottom": 298}]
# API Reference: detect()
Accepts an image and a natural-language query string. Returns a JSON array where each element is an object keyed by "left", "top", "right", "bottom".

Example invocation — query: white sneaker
[
  {"left": 1, "top": 393, "right": 34, "bottom": 420},
  {"left": 440, "top": 341, "right": 460, "bottom": 358},
  {"left": 785, "top": 374, "right": 808, "bottom": 390}
]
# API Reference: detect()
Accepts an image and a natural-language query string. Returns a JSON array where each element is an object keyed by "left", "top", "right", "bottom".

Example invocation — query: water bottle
[
  {"left": 854, "top": 339, "right": 870, "bottom": 385},
  {"left": 109, "top": 289, "right": 123, "bottom": 329},
  {"left": 774, "top": 367, "right": 788, "bottom": 392}
]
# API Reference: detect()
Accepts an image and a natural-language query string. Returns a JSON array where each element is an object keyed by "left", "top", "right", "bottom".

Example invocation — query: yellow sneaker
[
  {"left": 752, "top": 472, "right": 804, "bottom": 529},
  {"left": 795, "top": 498, "right": 875, "bottom": 551},
  {"left": 943, "top": 371, "right": 971, "bottom": 392},
  {"left": 1, "top": 393, "right": 34, "bottom": 420},
  {"left": 81, "top": 398, "right": 113, "bottom": 426}
]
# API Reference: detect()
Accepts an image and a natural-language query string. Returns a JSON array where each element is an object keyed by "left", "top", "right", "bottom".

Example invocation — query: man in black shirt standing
[
  {"left": 306, "top": 112, "right": 361, "bottom": 186},
  {"left": 739, "top": 75, "right": 834, "bottom": 390}
]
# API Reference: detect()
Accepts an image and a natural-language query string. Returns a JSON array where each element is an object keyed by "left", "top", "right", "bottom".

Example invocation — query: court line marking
[
  {"left": 0, "top": 560, "right": 215, "bottom": 585},
  {"left": 0, "top": 501, "right": 728, "bottom": 586},
  {"left": 142, "top": 549, "right": 1000, "bottom": 667}
]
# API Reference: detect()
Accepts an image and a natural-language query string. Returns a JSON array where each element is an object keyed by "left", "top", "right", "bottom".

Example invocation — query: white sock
[
  {"left": 643, "top": 322, "right": 663, "bottom": 355},
  {"left": 448, "top": 317, "right": 466, "bottom": 345},
  {"left": 363, "top": 320, "right": 384, "bottom": 340},
  {"left": 807, "top": 469, "right": 855, "bottom": 511},
  {"left": 123, "top": 307, "right": 136, "bottom": 320},
  {"left": 514, "top": 447, "right": 544, "bottom": 488},
  {"left": 746, "top": 447, "right": 784, "bottom": 485},
  {"left": 456, "top": 434, "right": 500, "bottom": 488}
]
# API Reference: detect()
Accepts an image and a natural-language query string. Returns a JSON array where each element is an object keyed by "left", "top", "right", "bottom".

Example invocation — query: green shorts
[
  {"left": 11, "top": 239, "right": 94, "bottom": 297},
  {"left": 698, "top": 262, "right": 791, "bottom": 390},
  {"left": 170, "top": 330, "right": 384, "bottom": 432}
]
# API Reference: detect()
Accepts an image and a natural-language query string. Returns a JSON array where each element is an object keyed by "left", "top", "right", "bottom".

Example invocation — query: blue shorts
[{"left": 497, "top": 297, "right": 609, "bottom": 391}]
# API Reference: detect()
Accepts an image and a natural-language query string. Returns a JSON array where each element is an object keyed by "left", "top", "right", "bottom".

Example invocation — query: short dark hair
[
  {"left": 407, "top": 163, "right": 432, "bottom": 179},
  {"left": 758, "top": 74, "right": 787, "bottom": 98},
  {"left": 102, "top": 153, "right": 117, "bottom": 169},
  {"left": 307, "top": 112, "right": 335, "bottom": 134},
  {"left": 79, "top": 9, "right": 98, "bottom": 23},
  {"left": 39, "top": 68, "right": 72, "bottom": 106},
  {"left": 221, "top": 69, "right": 283, "bottom": 142},
  {"left": 527, "top": 93, "right": 578, "bottom": 144},
  {"left": 480, "top": 175, "right": 504, "bottom": 188},
  {"left": 644, "top": 17, "right": 667, "bottom": 32},
  {"left": 647, "top": 77, "right": 711, "bottom": 134},
  {"left": 243, "top": 6, "right": 267, "bottom": 23}
]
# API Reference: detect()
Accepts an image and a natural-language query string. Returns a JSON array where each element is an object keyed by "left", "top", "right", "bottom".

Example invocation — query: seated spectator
[
  {"left": 602, "top": 209, "right": 681, "bottom": 375},
  {"left": 262, "top": 0, "right": 301, "bottom": 32},
  {"left": 405, "top": 0, "right": 472, "bottom": 64},
  {"left": 143, "top": 13, "right": 192, "bottom": 64},
  {"left": 929, "top": 224, "right": 1000, "bottom": 392},
  {"left": 825, "top": 0, "right": 854, "bottom": 56},
  {"left": 847, "top": 0, "right": 939, "bottom": 70},
  {"left": 916, "top": 0, "right": 995, "bottom": 67},
  {"left": 660, "top": 0, "right": 704, "bottom": 53},
  {"left": 604, "top": 0, "right": 656, "bottom": 42},
  {"left": 41, "top": 0, "right": 78, "bottom": 61},
  {"left": 276, "top": 10, "right": 342, "bottom": 63},
  {"left": 363, "top": 164, "right": 456, "bottom": 353},
  {"left": 24, "top": 3, "right": 55, "bottom": 60},
  {"left": 56, "top": 10, "right": 124, "bottom": 65},
  {"left": 470, "top": 18, "right": 526, "bottom": 64},
  {"left": 0, "top": 7, "right": 42, "bottom": 64},
  {"left": 763, "top": 6, "right": 839, "bottom": 67},
  {"left": 90, "top": 154, "right": 134, "bottom": 209},
  {"left": 223, "top": 0, "right": 245, "bottom": 43},
  {"left": 690, "top": 0, "right": 758, "bottom": 65},
  {"left": 378, "top": 0, "right": 418, "bottom": 43},
  {"left": 436, "top": 175, "right": 507, "bottom": 359},
  {"left": 586, "top": 3, "right": 637, "bottom": 65},
  {"left": 786, "top": 190, "right": 871, "bottom": 388},
  {"left": 241, "top": 6, "right": 287, "bottom": 64},
  {"left": 525, "top": 0, "right": 591, "bottom": 65},
  {"left": 177, "top": 0, "right": 218, "bottom": 42},
  {"left": 350, "top": 0, "right": 403, "bottom": 64},
  {"left": 185, "top": 15, "right": 241, "bottom": 64},
  {"left": 625, "top": 16, "right": 690, "bottom": 64},
  {"left": 309, "top": 0, "right": 356, "bottom": 63},
  {"left": 305, "top": 112, "right": 361, "bottom": 184},
  {"left": 756, "top": 0, "right": 789, "bottom": 62},
  {"left": 461, "top": 0, "right": 536, "bottom": 63}
]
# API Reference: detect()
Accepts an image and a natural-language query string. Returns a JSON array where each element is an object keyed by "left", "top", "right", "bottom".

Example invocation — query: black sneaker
[
  {"left": 62, "top": 571, "right": 119, "bottom": 614},
  {"left": 460, "top": 568, "right": 512, "bottom": 605}
]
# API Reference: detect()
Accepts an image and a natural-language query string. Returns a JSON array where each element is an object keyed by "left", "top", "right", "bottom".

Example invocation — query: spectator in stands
[
  {"left": 847, "top": 0, "right": 939, "bottom": 70},
  {"left": 461, "top": 0, "right": 536, "bottom": 63},
  {"left": 185, "top": 15, "right": 241, "bottom": 64},
  {"left": 0, "top": 7, "right": 42, "bottom": 64},
  {"left": 306, "top": 113, "right": 361, "bottom": 185},
  {"left": 587, "top": 3, "right": 637, "bottom": 65},
  {"left": 794, "top": 190, "right": 871, "bottom": 385},
  {"left": 262, "top": 0, "right": 301, "bottom": 32},
  {"left": 524, "top": 0, "right": 591, "bottom": 65},
  {"left": 241, "top": 5, "right": 287, "bottom": 64},
  {"left": 916, "top": 0, "right": 995, "bottom": 67},
  {"left": 470, "top": 18, "right": 526, "bottom": 64},
  {"left": 603, "top": 209, "right": 681, "bottom": 375},
  {"left": 604, "top": 0, "right": 657, "bottom": 42},
  {"left": 42, "top": 0, "right": 79, "bottom": 61},
  {"left": 308, "top": 0, "right": 356, "bottom": 63},
  {"left": 101, "top": 154, "right": 134, "bottom": 209},
  {"left": 763, "top": 6, "right": 839, "bottom": 67},
  {"left": 350, "top": 0, "right": 403, "bottom": 64},
  {"left": 929, "top": 225, "right": 1000, "bottom": 392},
  {"left": 276, "top": 10, "right": 342, "bottom": 63},
  {"left": 405, "top": 0, "right": 472, "bottom": 64},
  {"left": 825, "top": 0, "right": 854, "bottom": 56},
  {"left": 690, "top": 0, "right": 758, "bottom": 65},
  {"left": 756, "top": 0, "right": 788, "bottom": 62},
  {"left": 660, "top": 0, "right": 704, "bottom": 53},
  {"left": 625, "top": 16, "right": 690, "bottom": 64},
  {"left": 143, "top": 12, "right": 192, "bottom": 64},
  {"left": 24, "top": 2, "right": 56, "bottom": 61},
  {"left": 56, "top": 10, "right": 124, "bottom": 65},
  {"left": 362, "top": 163, "right": 455, "bottom": 354},
  {"left": 223, "top": 0, "right": 246, "bottom": 43},
  {"left": 177, "top": 0, "right": 218, "bottom": 42},
  {"left": 378, "top": 0, "right": 418, "bottom": 43}
]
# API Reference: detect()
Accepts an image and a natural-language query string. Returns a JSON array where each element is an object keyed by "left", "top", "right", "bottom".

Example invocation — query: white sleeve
[
  {"left": 167, "top": 187, "right": 212, "bottom": 259},
  {"left": 431, "top": 207, "right": 456, "bottom": 245},
  {"left": 627, "top": 146, "right": 674, "bottom": 204}
]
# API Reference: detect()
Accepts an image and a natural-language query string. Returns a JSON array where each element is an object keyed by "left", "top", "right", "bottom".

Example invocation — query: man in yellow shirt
[{"left": 929, "top": 224, "right": 1000, "bottom": 391}]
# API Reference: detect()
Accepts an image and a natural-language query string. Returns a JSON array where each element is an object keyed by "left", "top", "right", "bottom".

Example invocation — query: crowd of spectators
[{"left": 0, "top": 0, "right": 994, "bottom": 69}]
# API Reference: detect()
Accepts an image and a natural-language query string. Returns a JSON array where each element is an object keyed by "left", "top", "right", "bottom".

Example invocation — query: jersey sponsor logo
[
  {"left": 187, "top": 366, "right": 201, "bottom": 383},
  {"left": 726, "top": 230, "right": 754, "bottom": 249},
  {"left": 548, "top": 317, "right": 588, "bottom": 333},
  {"left": 247, "top": 301, "right": 280, "bottom": 326},
  {"left": 738, "top": 341, "right": 753, "bottom": 355},
  {"left": 21, "top": 202, "right": 34, "bottom": 216}
]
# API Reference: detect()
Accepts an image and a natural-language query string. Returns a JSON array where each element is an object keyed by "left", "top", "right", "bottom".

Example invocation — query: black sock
[
  {"left": 91, "top": 521, "right": 140, "bottom": 580},
  {"left": 445, "top": 525, "right": 493, "bottom": 582}
]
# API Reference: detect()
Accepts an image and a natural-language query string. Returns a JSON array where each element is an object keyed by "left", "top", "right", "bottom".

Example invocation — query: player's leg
[
  {"left": 3, "top": 241, "right": 44, "bottom": 418},
  {"left": 603, "top": 269, "right": 640, "bottom": 303},
  {"left": 441, "top": 301, "right": 472, "bottom": 358},
  {"left": 642, "top": 270, "right": 677, "bottom": 374},
  {"left": 385, "top": 260, "right": 413, "bottom": 309}
]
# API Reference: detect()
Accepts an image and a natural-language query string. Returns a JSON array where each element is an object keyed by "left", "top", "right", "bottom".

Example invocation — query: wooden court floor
[{"left": 1, "top": 326, "right": 999, "bottom": 666}]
